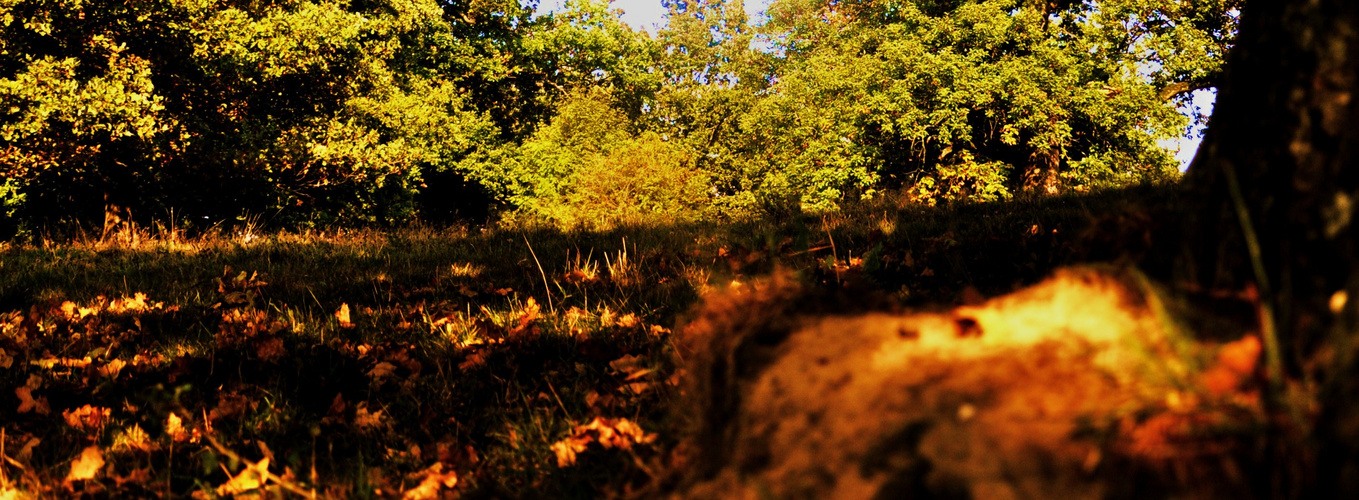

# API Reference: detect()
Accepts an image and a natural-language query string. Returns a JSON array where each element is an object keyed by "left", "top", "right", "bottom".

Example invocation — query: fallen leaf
[
  {"left": 549, "top": 417, "right": 657, "bottom": 467},
  {"left": 98, "top": 358, "right": 127, "bottom": 379},
  {"left": 368, "top": 361, "right": 398, "bottom": 381},
  {"left": 255, "top": 337, "right": 288, "bottom": 361},
  {"left": 166, "top": 413, "right": 192, "bottom": 442},
  {"left": 63, "top": 405, "right": 112, "bottom": 433},
  {"left": 353, "top": 402, "right": 386, "bottom": 432},
  {"left": 327, "top": 393, "right": 347, "bottom": 416},
  {"left": 216, "top": 457, "right": 270, "bottom": 496},
  {"left": 209, "top": 391, "right": 253, "bottom": 423},
  {"left": 115, "top": 424, "right": 154, "bottom": 452},
  {"left": 403, "top": 463, "right": 459, "bottom": 499},
  {"left": 15, "top": 374, "right": 49, "bottom": 415},
  {"left": 1202, "top": 335, "right": 1263, "bottom": 397},
  {"left": 550, "top": 437, "right": 590, "bottom": 467},
  {"left": 113, "top": 467, "right": 153, "bottom": 489},
  {"left": 609, "top": 355, "right": 651, "bottom": 380},
  {"left": 335, "top": 303, "right": 354, "bottom": 328},
  {"left": 458, "top": 350, "right": 487, "bottom": 370},
  {"left": 624, "top": 381, "right": 654, "bottom": 395},
  {"left": 60, "top": 301, "right": 78, "bottom": 319},
  {"left": 65, "top": 446, "right": 104, "bottom": 482},
  {"left": 565, "top": 307, "right": 587, "bottom": 327},
  {"left": 15, "top": 435, "right": 40, "bottom": 462},
  {"left": 1219, "top": 335, "right": 1261, "bottom": 375}
]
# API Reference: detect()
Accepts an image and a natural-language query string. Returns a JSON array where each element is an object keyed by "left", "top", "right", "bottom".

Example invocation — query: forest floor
[{"left": 0, "top": 183, "right": 1241, "bottom": 498}]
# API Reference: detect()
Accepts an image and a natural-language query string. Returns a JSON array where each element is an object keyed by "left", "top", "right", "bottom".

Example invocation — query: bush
[
  {"left": 546, "top": 133, "right": 708, "bottom": 229},
  {"left": 472, "top": 89, "right": 708, "bottom": 230}
]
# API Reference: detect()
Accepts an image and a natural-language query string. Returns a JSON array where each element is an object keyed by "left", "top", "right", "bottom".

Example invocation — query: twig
[
  {"left": 823, "top": 217, "right": 841, "bottom": 283},
  {"left": 545, "top": 380, "right": 572, "bottom": 420},
  {"left": 1221, "top": 163, "right": 1284, "bottom": 396},
  {"left": 523, "top": 234, "right": 554, "bottom": 312},
  {"left": 1, "top": 427, "right": 7, "bottom": 487},
  {"left": 787, "top": 244, "right": 835, "bottom": 256},
  {"left": 0, "top": 429, "right": 26, "bottom": 472}
]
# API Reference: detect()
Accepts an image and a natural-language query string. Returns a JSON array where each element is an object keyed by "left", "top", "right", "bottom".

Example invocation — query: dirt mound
[{"left": 670, "top": 268, "right": 1265, "bottom": 499}]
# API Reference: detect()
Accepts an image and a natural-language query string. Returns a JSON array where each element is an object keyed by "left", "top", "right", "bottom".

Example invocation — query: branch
[{"left": 1159, "top": 79, "right": 1217, "bottom": 102}]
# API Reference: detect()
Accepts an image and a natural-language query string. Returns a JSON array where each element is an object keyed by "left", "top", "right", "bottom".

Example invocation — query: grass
[{"left": 0, "top": 184, "right": 1183, "bottom": 498}]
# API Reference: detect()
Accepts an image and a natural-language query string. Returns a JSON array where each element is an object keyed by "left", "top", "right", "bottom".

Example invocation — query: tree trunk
[
  {"left": 1183, "top": 0, "right": 1358, "bottom": 361},
  {"left": 1179, "top": 0, "right": 1359, "bottom": 493}
]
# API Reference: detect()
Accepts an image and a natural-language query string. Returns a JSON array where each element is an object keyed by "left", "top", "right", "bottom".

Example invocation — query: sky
[
  {"left": 531, "top": 0, "right": 1213, "bottom": 171},
  {"left": 532, "top": 0, "right": 769, "bottom": 34},
  {"left": 1163, "top": 91, "right": 1215, "bottom": 171}
]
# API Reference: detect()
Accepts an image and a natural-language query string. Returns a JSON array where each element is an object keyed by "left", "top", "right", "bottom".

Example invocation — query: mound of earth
[{"left": 669, "top": 268, "right": 1268, "bottom": 499}]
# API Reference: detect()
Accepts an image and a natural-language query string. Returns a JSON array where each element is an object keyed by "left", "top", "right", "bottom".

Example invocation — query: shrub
[
  {"left": 548, "top": 133, "right": 708, "bottom": 230},
  {"left": 473, "top": 89, "right": 708, "bottom": 230}
]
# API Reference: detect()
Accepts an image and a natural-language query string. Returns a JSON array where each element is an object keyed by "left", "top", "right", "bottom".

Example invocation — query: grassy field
[{"left": 0, "top": 185, "right": 1181, "bottom": 498}]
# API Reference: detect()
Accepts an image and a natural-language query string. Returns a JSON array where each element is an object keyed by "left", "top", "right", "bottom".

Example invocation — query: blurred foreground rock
[{"left": 668, "top": 268, "right": 1268, "bottom": 499}]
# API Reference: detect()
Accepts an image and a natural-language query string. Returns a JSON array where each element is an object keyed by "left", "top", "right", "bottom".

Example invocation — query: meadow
[{"left": 0, "top": 184, "right": 1186, "bottom": 498}]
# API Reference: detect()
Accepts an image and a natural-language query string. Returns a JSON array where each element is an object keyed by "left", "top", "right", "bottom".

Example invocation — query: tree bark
[
  {"left": 1180, "top": 0, "right": 1359, "bottom": 493},
  {"left": 1182, "top": 0, "right": 1358, "bottom": 357}
]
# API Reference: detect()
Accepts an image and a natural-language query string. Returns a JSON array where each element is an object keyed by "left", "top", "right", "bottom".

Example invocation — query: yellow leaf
[
  {"left": 114, "top": 424, "right": 153, "bottom": 452},
  {"left": 99, "top": 358, "right": 127, "bottom": 379},
  {"left": 550, "top": 437, "right": 589, "bottom": 468},
  {"left": 598, "top": 306, "right": 616, "bottom": 327},
  {"left": 216, "top": 457, "right": 270, "bottom": 496},
  {"left": 65, "top": 446, "right": 104, "bottom": 482},
  {"left": 402, "top": 463, "right": 458, "bottom": 499},
  {"left": 335, "top": 303, "right": 354, "bottom": 328},
  {"left": 166, "top": 413, "right": 191, "bottom": 442}
]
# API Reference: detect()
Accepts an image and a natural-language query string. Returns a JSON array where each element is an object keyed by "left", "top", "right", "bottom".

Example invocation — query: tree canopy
[{"left": 0, "top": 0, "right": 1240, "bottom": 234}]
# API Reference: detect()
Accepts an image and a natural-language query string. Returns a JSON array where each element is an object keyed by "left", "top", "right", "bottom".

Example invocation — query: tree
[
  {"left": 649, "top": 0, "right": 780, "bottom": 218},
  {"left": 453, "top": 0, "right": 684, "bottom": 226},
  {"left": 747, "top": 0, "right": 1240, "bottom": 209},
  {"left": 1175, "top": 0, "right": 1358, "bottom": 492},
  {"left": 0, "top": 0, "right": 511, "bottom": 230}
]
